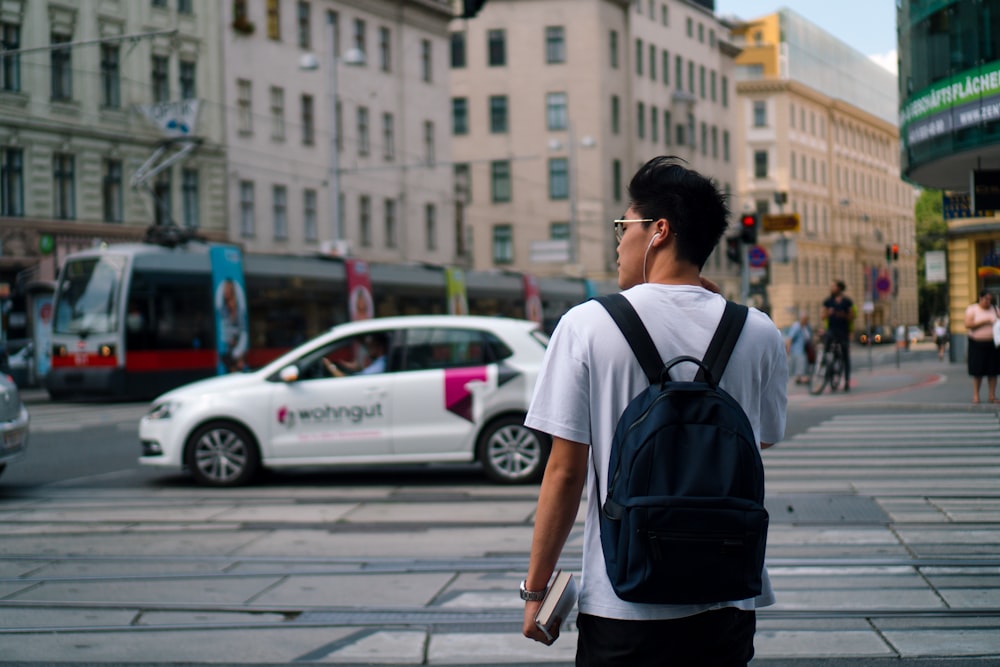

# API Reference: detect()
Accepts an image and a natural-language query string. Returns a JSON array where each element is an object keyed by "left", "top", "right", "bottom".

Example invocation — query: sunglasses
[{"left": 613, "top": 218, "right": 654, "bottom": 242}]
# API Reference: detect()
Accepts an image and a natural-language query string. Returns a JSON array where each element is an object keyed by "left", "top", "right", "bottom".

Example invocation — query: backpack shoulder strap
[
  {"left": 696, "top": 301, "right": 749, "bottom": 384},
  {"left": 594, "top": 294, "right": 663, "bottom": 385}
]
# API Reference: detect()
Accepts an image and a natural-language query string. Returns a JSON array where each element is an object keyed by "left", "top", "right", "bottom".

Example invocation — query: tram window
[{"left": 126, "top": 272, "right": 213, "bottom": 351}]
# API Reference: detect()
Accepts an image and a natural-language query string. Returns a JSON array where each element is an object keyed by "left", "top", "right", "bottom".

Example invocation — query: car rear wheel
[
  {"left": 185, "top": 421, "right": 260, "bottom": 487},
  {"left": 477, "top": 416, "right": 549, "bottom": 484}
]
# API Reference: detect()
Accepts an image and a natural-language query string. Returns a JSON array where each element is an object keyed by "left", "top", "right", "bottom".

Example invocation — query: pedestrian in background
[
  {"left": 964, "top": 290, "right": 999, "bottom": 404},
  {"left": 785, "top": 312, "right": 812, "bottom": 384},
  {"left": 520, "top": 156, "right": 787, "bottom": 665},
  {"left": 933, "top": 319, "right": 949, "bottom": 361}
]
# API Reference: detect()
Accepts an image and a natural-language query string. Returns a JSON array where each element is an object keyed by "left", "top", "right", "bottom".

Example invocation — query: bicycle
[{"left": 809, "top": 337, "right": 846, "bottom": 395}]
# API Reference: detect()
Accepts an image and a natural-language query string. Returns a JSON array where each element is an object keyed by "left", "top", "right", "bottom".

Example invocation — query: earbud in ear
[{"left": 652, "top": 232, "right": 661, "bottom": 239}]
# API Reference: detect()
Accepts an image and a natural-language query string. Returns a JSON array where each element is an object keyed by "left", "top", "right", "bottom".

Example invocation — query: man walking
[
  {"left": 822, "top": 280, "right": 855, "bottom": 391},
  {"left": 521, "top": 157, "right": 787, "bottom": 665}
]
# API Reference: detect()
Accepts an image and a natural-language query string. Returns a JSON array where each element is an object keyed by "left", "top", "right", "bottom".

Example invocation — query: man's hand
[{"left": 523, "top": 600, "right": 559, "bottom": 645}]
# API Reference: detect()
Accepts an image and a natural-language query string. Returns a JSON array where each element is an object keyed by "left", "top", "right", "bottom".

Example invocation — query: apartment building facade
[
  {"left": 0, "top": 0, "right": 226, "bottom": 287},
  {"left": 449, "top": 0, "right": 742, "bottom": 292},
  {"left": 223, "top": 0, "right": 459, "bottom": 265},
  {"left": 731, "top": 9, "right": 918, "bottom": 331}
]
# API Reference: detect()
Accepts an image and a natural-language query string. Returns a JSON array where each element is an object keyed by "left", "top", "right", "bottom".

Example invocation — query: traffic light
[
  {"left": 892, "top": 243, "right": 899, "bottom": 261},
  {"left": 885, "top": 244, "right": 892, "bottom": 262},
  {"left": 725, "top": 236, "right": 741, "bottom": 264},
  {"left": 740, "top": 213, "right": 758, "bottom": 245}
]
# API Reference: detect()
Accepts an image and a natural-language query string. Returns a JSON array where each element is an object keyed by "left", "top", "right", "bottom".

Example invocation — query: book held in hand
[{"left": 534, "top": 570, "right": 578, "bottom": 642}]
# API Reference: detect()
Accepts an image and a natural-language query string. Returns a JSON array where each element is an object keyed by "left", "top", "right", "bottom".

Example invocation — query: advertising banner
[
  {"left": 523, "top": 274, "right": 543, "bottom": 325},
  {"left": 445, "top": 267, "right": 468, "bottom": 315},
  {"left": 210, "top": 245, "right": 248, "bottom": 374},
  {"left": 346, "top": 259, "right": 374, "bottom": 321}
]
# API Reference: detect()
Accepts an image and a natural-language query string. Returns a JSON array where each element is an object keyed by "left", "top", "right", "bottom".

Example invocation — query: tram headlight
[{"left": 147, "top": 401, "right": 178, "bottom": 421}]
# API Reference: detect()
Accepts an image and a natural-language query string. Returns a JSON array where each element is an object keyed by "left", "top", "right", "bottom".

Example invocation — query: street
[{"left": 0, "top": 346, "right": 998, "bottom": 665}]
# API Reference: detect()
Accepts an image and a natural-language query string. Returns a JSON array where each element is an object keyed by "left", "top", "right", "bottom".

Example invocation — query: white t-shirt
[{"left": 525, "top": 284, "right": 787, "bottom": 621}]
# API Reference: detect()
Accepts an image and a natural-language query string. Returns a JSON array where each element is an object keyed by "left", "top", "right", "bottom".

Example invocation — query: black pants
[{"left": 575, "top": 608, "right": 756, "bottom": 667}]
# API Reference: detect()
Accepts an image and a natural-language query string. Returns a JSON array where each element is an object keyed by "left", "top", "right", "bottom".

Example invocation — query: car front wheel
[
  {"left": 185, "top": 421, "right": 260, "bottom": 487},
  {"left": 477, "top": 416, "right": 549, "bottom": 484}
]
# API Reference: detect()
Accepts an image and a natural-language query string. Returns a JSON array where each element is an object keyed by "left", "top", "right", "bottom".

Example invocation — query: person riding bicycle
[{"left": 822, "top": 280, "right": 855, "bottom": 391}]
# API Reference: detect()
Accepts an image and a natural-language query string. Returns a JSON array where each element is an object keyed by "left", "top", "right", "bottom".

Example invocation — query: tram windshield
[{"left": 54, "top": 255, "right": 126, "bottom": 335}]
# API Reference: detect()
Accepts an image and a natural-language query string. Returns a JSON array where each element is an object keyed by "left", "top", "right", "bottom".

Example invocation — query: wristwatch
[{"left": 519, "top": 579, "right": 547, "bottom": 601}]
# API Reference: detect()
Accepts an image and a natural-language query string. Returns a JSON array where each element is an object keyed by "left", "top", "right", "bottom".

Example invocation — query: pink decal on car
[{"left": 444, "top": 366, "right": 488, "bottom": 422}]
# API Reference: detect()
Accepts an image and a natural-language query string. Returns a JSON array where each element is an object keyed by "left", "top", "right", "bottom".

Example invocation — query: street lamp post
[{"left": 300, "top": 14, "right": 364, "bottom": 254}]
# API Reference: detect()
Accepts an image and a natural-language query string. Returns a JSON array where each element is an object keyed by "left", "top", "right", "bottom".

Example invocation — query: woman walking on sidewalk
[{"left": 963, "top": 290, "right": 999, "bottom": 404}]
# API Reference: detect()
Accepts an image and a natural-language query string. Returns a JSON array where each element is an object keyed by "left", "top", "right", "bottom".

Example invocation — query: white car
[
  {"left": 139, "top": 315, "right": 550, "bottom": 486},
  {"left": 0, "top": 372, "right": 29, "bottom": 480}
]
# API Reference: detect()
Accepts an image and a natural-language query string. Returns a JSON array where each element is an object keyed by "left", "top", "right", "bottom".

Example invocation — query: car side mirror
[{"left": 279, "top": 365, "right": 299, "bottom": 383}]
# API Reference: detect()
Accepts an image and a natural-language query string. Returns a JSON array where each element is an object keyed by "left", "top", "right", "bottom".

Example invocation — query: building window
[
  {"left": 239, "top": 181, "right": 255, "bottom": 237},
  {"left": 357, "top": 106, "right": 370, "bottom": 155},
  {"left": 379, "top": 26, "right": 391, "bottom": 72},
  {"left": 661, "top": 4, "right": 668, "bottom": 25},
  {"left": 297, "top": 1, "right": 311, "bottom": 49},
  {"left": 352, "top": 18, "right": 366, "bottom": 56},
  {"left": 420, "top": 39, "right": 432, "bottom": 82},
  {"left": 267, "top": 0, "right": 280, "bottom": 40},
  {"left": 303, "top": 189, "right": 318, "bottom": 241},
  {"left": 234, "top": 0, "right": 249, "bottom": 22},
  {"left": 179, "top": 0, "right": 193, "bottom": 11},
  {"left": 182, "top": 168, "right": 198, "bottom": 228},
  {"left": 489, "top": 95, "right": 508, "bottom": 133},
  {"left": 651, "top": 105, "right": 658, "bottom": 143},
  {"left": 491, "top": 160, "right": 511, "bottom": 202},
  {"left": 612, "top": 159, "right": 622, "bottom": 202},
  {"left": 664, "top": 110, "right": 672, "bottom": 146},
  {"left": 493, "top": 224, "right": 513, "bottom": 264},
  {"left": 649, "top": 44, "right": 656, "bottom": 80},
  {"left": 721, "top": 76, "right": 728, "bottom": 107},
  {"left": 382, "top": 112, "right": 395, "bottom": 160},
  {"left": 753, "top": 100, "right": 766, "bottom": 127},
  {"left": 662, "top": 49, "right": 669, "bottom": 85},
  {"left": 609, "top": 29, "right": 618, "bottom": 69},
  {"left": 51, "top": 33, "right": 72, "bottom": 101},
  {"left": 700, "top": 122, "right": 707, "bottom": 155},
  {"left": 675, "top": 55, "right": 682, "bottom": 90},
  {"left": 454, "top": 163, "right": 471, "bottom": 203},
  {"left": 301, "top": 94, "right": 314, "bottom": 145},
  {"left": 451, "top": 31, "right": 466, "bottom": 68},
  {"left": 550, "top": 222, "right": 569, "bottom": 240},
  {"left": 270, "top": 86, "right": 285, "bottom": 140},
  {"left": 100, "top": 44, "right": 119, "bottom": 108},
  {"left": 153, "top": 170, "right": 171, "bottom": 226},
  {"left": 358, "top": 195, "right": 371, "bottom": 247},
  {"left": 272, "top": 185, "right": 287, "bottom": 239},
  {"left": 637, "top": 102, "right": 645, "bottom": 139},
  {"left": 754, "top": 150, "right": 768, "bottom": 179},
  {"left": 711, "top": 126, "right": 718, "bottom": 159},
  {"left": 546, "top": 92, "right": 567, "bottom": 130},
  {"left": 686, "top": 16, "right": 693, "bottom": 37},
  {"left": 452, "top": 97, "right": 468, "bottom": 135},
  {"left": 152, "top": 55, "right": 169, "bottom": 102},
  {"left": 790, "top": 151, "right": 797, "bottom": 179},
  {"left": 237, "top": 79, "right": 252, "bottom": 134},
  {"left": 0, "top": 148, "right": 24, "bottom": 217},
  {"left": 635, "top": 38, "right": 643, "bottom": 76},
  {"left": 425, "top": 203, "right": 437, "bottom": 251},
  {"left": 487, "top": 29, "right": 505, "bottom": 66},
  {"left": 384, "top": 198, "right": 397, "bottom": 248},
  {"left": 548, "top": 158, "right": 569, "bottom": 200},
  {"left": 179, "top": 60, "right": 196, "bottom": 100},
  {"left": 687, "top": 60, "right": 694, "bottom": 93},
  {"left": 102, "top": 159, "right": 122, "bottom": 223},
  {"left": 699, "top": 65, "right": 705, "bottom": 98},
  {"left": 152, "top": 0, "right": 167, "bottom": 7},
  {"left": 424, "top": 120, "right": 435, "bottom": 165},
  {"left": 53, "top": 154, "right": 75, "bottom": 220},
  {"left": 545, "top": 26, "right": 565, "bottom": 64},
  {"left": 611, "top": 95, "right": 620, "bottom": 134},
  {"left": 710, "top": 70, "right": 716, "bottom": 102},
  {"left": 0, "top": 23, "right": 20, "bottom": 92}
]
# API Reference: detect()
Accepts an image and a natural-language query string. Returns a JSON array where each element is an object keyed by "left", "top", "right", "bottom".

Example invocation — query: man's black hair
[
  {"left": 835, "top": 280, "right": 847, "bottom": 292},
  {"left": 626, "top": 155, "right": 729, "bottom": 269}
]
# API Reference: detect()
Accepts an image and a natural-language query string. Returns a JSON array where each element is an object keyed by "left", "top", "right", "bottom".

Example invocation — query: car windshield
[{"left": 54, "top": 255, "right": 126, "bottom": 335}]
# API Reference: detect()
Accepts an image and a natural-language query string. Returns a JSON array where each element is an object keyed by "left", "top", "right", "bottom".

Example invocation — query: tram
[{"left": 46, "top": 241, "right": 597, "bottom": 400}]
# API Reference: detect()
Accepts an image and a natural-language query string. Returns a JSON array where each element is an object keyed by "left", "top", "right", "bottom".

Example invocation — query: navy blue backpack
[{"left": 594, "top": 294, "right": 768, "bottom": 605}]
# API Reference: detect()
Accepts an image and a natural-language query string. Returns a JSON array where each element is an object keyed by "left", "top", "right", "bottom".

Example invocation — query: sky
[{"left": 713, "top": 1, "right": 898, "bottom": 74}]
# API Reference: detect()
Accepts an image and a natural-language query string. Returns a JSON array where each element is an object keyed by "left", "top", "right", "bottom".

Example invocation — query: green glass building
[{"left": 899, "top": 1, "right": 1000, "bottom": 353}]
